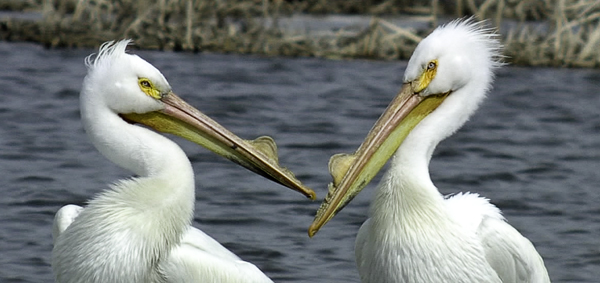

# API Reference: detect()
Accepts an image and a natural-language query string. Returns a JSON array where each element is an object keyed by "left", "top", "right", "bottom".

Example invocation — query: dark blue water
[{"left": 1, "top": 41, "right": 599, "bottom": 282}]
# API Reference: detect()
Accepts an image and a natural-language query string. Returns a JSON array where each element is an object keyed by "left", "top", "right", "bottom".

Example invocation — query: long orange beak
[
  {"left": 309, "top": 82, "right": 450, "bottom": 236},
  {"left": 122, "top": 91, "right": 316, "bottom": 200}
]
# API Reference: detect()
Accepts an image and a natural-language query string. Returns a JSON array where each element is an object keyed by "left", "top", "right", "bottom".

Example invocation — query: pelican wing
[
  {"left": 445, "top": 193, "right": 550, "bottom": 283},
  {"left": 161, "top": 227, "right": 274, "bottom": 283},
  {"left": 478, "top": 216, "right": 551, "bottom": 283},
  {"left": 354, "top": 218, "right": 372, "bottom": 282},
  {"left": 52, "top": 205, "right": 84, "bottom": 244},
  {"left": 54, "top": 206, "right": 272, "bottom": 282},
  {"left": 178, "top": 227, "right": 243, "bottom": 262}
]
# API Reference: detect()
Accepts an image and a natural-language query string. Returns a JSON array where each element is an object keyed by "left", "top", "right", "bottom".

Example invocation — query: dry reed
[{"left": 1, "top": 0, "right": 600, "bottom": 67}]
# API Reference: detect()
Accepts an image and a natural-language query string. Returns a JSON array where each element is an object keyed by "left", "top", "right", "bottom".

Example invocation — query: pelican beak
[
  {"left": 121, "top": 92, "right": 316, "bottom": 200},
  {"left": 308, "top": 82, "right": 450, "bottom": 236}
]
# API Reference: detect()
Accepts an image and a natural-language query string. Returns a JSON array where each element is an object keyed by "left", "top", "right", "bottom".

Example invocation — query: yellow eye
[
  {"left": 427, "top": 61, "right": 436, "bottom": 70},
  {"left": 415, "top": 60, "right": 438, "bottom": 93},
  {"left": 139, "top": 79, "right": 152, "bottom": 89},
  {"left": 138, "top": 78, "right": 161, "bottom": 99}
]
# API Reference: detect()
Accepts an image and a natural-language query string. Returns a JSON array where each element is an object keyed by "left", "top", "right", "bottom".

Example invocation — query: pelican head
[
  {"left": 81, "top": 40, "right": 315, "bottom": 199},
  {"left": 309, "top": 19, "right": 503, "bottom": 236},
  {"left": 82, "top": 42, "right": 169, "bottom": 115}
]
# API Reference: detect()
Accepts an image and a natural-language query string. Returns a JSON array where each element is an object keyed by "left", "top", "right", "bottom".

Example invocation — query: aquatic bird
[
  {"left": 52, "top": 40, "right": 316, "bottom": 283},
  {"left": 308, "top": 19, "right": 551, "bottom": 283}
]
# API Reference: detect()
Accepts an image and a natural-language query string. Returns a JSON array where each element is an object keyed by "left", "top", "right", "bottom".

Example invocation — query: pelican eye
[
  {"left": 427, "top": 61, "right": 436, "bottom": 70},
  {"left": 415, "top": 60, "right": 438, "bottom": 93},
  {"left": 138, "top": 78, "right": 161, "bottom": 99}
]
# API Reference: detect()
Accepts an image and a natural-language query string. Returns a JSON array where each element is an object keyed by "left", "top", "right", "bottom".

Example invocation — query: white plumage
[
  {"left": 310, "top": 19, "right": 551, "bottom": 283},
  {"left": 52, "top": 40, "right": 312, "bottom": 283},
  {"left": 54, "top": 205, "right": 271, "bottom": 282}
]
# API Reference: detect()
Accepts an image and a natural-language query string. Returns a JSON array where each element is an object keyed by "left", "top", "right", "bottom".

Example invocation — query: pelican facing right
[
  {"left": 309, "top": 19, "right": 551, "bottom": 283},
  {"left": 52, "top": 40, "right": 315, "bottom": 283}
]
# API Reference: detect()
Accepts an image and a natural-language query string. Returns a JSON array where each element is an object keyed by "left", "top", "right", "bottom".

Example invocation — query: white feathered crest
[{"left": 84, "top": 39, "right": 133, "bottom": 70}]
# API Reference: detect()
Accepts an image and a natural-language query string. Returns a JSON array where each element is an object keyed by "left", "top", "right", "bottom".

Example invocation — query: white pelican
[
  {"left": 308, "top": 19, "right": 551, "bottom": 283},
  {"left": 52, "top": 40, "right": 316, "bottom": 283}
]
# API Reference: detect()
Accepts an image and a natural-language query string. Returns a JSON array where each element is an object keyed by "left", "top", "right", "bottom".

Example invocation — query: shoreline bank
[{"left": 1, "top": 0, "right": 599, "bottom": 68}]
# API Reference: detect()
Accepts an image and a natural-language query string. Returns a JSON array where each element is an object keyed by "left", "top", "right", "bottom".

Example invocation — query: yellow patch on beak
[
  {"left": 138, "top": 78, "right": 162, "bottom": 99},
  {"left": 414, "top": 59, "right": 438, "bottom": 93}
]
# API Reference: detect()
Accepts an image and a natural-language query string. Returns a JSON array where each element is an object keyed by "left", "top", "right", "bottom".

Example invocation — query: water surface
[{"left": 1, "top": 41, "right": 599, "bottom": 282}]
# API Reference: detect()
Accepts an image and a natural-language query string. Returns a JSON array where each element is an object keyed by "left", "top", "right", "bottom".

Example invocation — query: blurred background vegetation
[{"left": 1, "top": 0, "right": 599, "bottom": 67}]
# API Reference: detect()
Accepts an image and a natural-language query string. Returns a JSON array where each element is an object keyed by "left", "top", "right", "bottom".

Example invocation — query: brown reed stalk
[{"left": 3, "top": 0, "right": 600, "bottom": 67}]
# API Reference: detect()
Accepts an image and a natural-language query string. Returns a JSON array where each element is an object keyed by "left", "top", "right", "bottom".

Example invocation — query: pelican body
[
  {"left": 52, "top": 40, "right": 315, "bottom": 283},
  {"left": 309, "top": 19, "right": 550, "bottom": 283}
]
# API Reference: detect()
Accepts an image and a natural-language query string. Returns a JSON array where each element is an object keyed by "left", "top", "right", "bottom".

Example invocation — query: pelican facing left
[
  {"left": 309, "top": 19, "right": 550, "bottom": 283},
  {"left": 52, "top": 40, "right": 315, "bottom": 283}
]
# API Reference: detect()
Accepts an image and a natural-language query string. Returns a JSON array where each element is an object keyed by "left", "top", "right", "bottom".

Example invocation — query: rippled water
[{"left": 1, "top": 41, "right": 599, "bottom": 282}]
